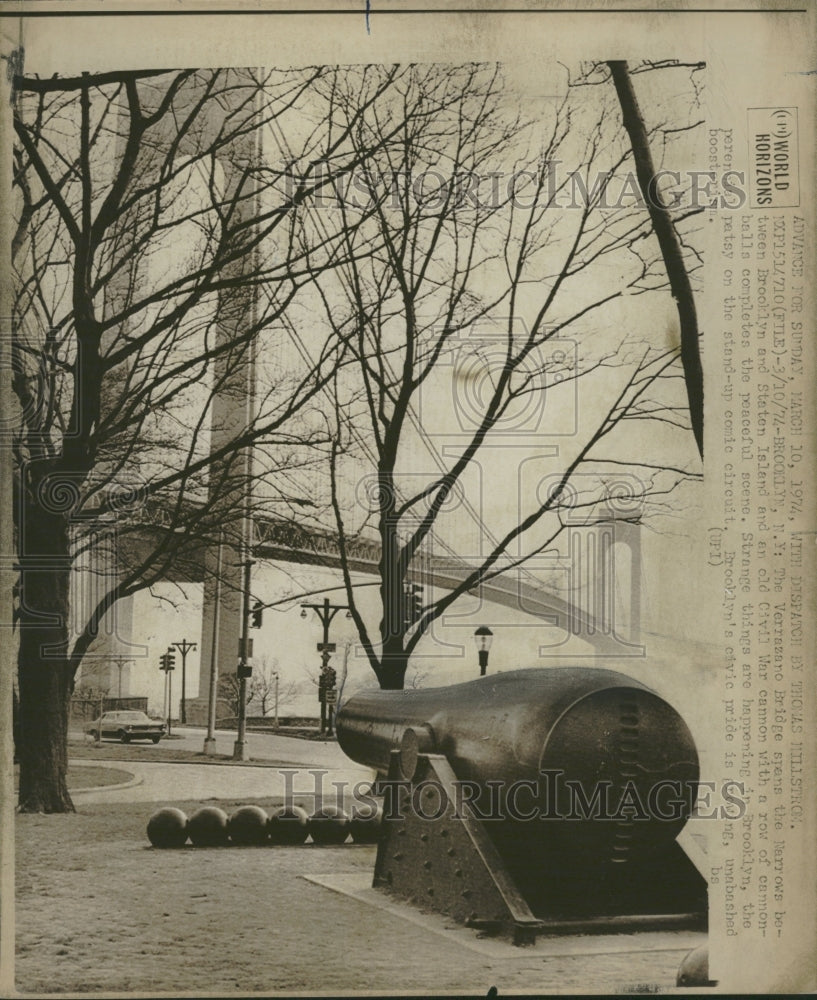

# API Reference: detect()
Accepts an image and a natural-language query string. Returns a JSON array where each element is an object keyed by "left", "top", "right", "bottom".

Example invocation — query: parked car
[{"left": 86, "top": 711, "right": 166, "bottom": 744}]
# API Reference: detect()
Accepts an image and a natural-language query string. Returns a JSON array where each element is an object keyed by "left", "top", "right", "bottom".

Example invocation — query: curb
[
  {"left": 71, "top": 754, "right": 322, "bottom": 770},
  {"left": 68, "top": 759, "right": 144, "bottom": 794}
]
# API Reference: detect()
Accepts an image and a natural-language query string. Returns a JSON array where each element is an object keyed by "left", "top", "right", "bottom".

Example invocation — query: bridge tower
[{"left": 184, "top": 74, "right": 261, "bottom": 726}]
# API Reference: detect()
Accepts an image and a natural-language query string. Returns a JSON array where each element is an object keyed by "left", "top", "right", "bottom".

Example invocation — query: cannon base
[{"left": 373, "top": 752, "right": 707, "bottom": 946}]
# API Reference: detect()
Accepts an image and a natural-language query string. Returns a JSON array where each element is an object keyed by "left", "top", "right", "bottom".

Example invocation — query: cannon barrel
[{"left": 337, "top": 667, "right": 699, "bottom": 856}]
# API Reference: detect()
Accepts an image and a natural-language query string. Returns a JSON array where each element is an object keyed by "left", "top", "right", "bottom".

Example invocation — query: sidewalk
[
  {"left": 69, "top": 726, "right": 373, "bottom": 804},
  {"left": 68, "top": 755, "right": 374, "bottom": 804}
]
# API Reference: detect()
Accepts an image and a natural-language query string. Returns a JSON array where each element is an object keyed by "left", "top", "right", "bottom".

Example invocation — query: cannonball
[
  {"left": 308, "top": 804, "right": 350, "bottom": 845},
  {"left": 267, "top": 805, "right": 310, "bottom": 845},
  {"left": 228, "top": 805, "right": 270, "bottom": 846},
  {"left": 188, "top": 806, "right": 230, "bottom": 847},
  {"left": 349, "top": 802, "right": 383, "bottom": 844},
  {"left": 677, "top": 945, "right": 711, "bottom": 987},
  {"left": 146, "top": 807, "right": 188, "bottom": 848}
]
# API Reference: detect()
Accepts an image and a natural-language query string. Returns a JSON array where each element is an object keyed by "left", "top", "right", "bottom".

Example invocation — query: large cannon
[{"left": 337, "top": 667, "right": 707, "bottom": 944}]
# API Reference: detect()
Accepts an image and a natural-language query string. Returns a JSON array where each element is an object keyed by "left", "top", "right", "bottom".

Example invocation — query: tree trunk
[
  {"left": 16, "top": 501, "right": 75, "bottom": 813},
  {"left": 607, "top": 60, "right": 705, "bottom": 460},
  {"left": 376, "top": 473, "right": 409, "bottom": 691},
  {"left": 379, "top": 637, "right": 408, "bottom": 690}
]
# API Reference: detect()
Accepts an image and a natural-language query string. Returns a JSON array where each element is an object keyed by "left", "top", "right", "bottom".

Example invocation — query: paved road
[
  {"left": 160, "top": 724, "right": 350, "bottom": 766},
  {"left": 70, "top": 726, "right": 374, "bottom": 804}
]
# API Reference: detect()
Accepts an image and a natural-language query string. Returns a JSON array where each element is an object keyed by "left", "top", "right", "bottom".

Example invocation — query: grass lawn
[
  {"left": 13, "top": 764, "right": 135, "bottom": 794},
  {"left": 66, "top": 730, "right": 328, "bottom": 767},
  {"left": 68, "top": 738, "right": 242, "bottom": 766},
  {"left": 66, "top": 765, "right": 135, "bottom": 790}
]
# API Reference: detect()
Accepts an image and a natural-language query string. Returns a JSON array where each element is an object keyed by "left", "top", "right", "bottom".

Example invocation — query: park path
[
  {"left": 69, "top": 725, "right": 374, "bottom": 804},
  {"left": 69, "top": 758, "right": 374, "bottom": 804}
]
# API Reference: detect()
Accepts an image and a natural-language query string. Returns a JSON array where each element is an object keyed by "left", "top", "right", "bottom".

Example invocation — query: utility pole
[
  {"left": 233, "top": 554, "right": 254, "bottom": 761},
  {"left": 300, "top": 597, "right": 348, "bottom": 736},
  {"left": 172, "top": 639, "right": 197, "bottom": 724},
  {"left": 111, "top": 656, "right": 132, "bottom": 702},
  {"left": 204, "top": 528, "right": 223, "bottom": 756},
  {"left": 232, "top": 113, "right": 260, "bottom": 763}
]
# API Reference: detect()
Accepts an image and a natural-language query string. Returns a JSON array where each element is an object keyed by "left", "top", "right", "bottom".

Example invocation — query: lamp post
[
  {"left": 111, "top": 656, "right": 132, "bottom": 702},
  {"left": 172, "top": 639, "right": 197, "bottom": 725},
  {"left": 204, "top": 528, "right": 224, "bottom": 756},
  {"left": 232, "top": 157, "right": 260, "bottom": 761},
  {"left": 474, "top": 626, "right": 494, "bottom": 676},
  {"left": 233, "top": 554, "right": 255, "bottom": 761},
  {"left": 300, "top": 596, "right": 348, "bottom": 736}
]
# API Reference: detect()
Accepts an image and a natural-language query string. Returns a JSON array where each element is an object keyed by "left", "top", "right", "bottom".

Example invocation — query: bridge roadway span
[{"left": 121, "top": 506, "right": 624, "bottom": 653}]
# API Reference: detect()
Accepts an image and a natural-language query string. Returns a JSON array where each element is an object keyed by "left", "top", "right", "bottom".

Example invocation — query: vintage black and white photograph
[{"left": 1, "top": 3, "right": 814, "bottom": 997}]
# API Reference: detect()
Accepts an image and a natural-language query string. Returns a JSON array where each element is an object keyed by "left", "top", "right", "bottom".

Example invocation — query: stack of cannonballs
[{"left": 146, "top": 802, "right": 383, "bottom": 848}]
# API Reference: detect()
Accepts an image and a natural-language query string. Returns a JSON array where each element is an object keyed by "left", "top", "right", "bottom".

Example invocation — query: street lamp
[
  {"left": 474, "top": 626, "right": 494, "bottom": 676},
  {"left": 204, "top": 527, "right": 224, "bottom": 756},
  {"left": 111, "top": 656, "right": 132, "bottom": 702},
  {"left": 301, "top": 596, "right": 349, "bottom": 736}
]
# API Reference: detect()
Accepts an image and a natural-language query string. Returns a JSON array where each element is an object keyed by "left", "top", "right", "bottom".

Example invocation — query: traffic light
[
  {"left": 250, "top": 601, "right": 264, "bottom": 628},
  {"left": 318, "top": 666, "right": 337, "bottom": 689},
  {"left": 165, "top": 650, "right": 175, "bottom": 670},
  {"left": 159, "top": 653, "right": 168, "bottom": 671}
]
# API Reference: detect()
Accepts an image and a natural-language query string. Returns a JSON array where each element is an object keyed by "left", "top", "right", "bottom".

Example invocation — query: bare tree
[
  {"left": 69, "top": 682, "right": 110, "bottom": 725},
  {"left": 249, "top": 656, "right": 298, "bottom": 717},
  {"left": 217, "top": 672, "right": 255, "bottom": 723},
  {"left": 252, "top": 668, "right": 276, "bottom": 718},
  {"left": 310, "top": 62, "right": 704, "bottom": 689},
  {"left": 11, "top": 61, "right": 705, "bottom": 809},
  {"left": 10, "top": 65, "right": 420, "bottom": 811}
]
